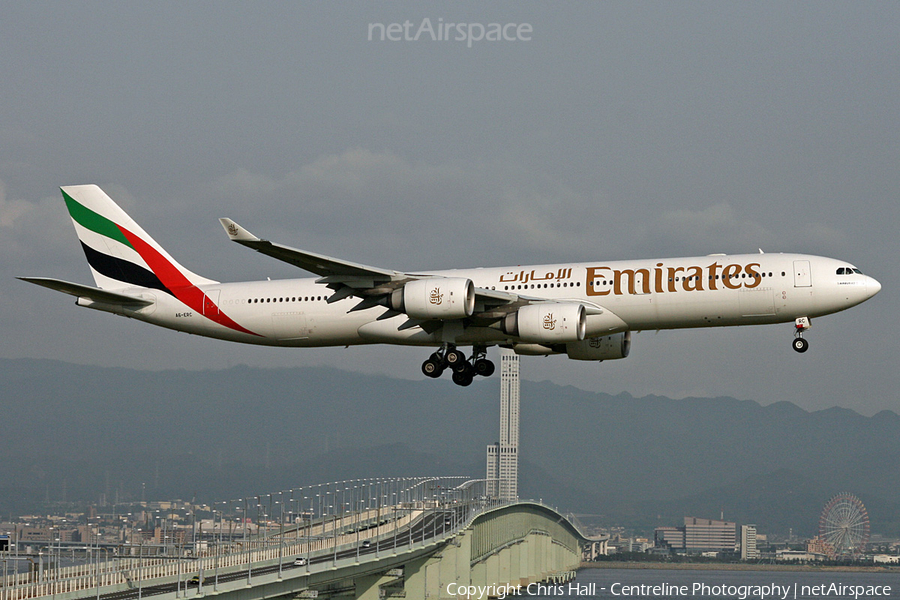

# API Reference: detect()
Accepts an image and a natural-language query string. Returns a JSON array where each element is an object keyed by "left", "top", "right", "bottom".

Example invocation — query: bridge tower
[{"left": 486, "top": 349, "right": 519, "bottom": 500}]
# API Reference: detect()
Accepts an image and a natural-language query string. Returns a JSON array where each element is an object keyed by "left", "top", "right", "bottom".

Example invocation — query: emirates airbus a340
[{"left": 22, "top": 185, "right": 881, "bottom": 386}]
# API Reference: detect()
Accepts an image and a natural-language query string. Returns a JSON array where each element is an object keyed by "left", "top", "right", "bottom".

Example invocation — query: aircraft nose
[{"left": 867, "top": 276, "right": 882, "bottom": 299}]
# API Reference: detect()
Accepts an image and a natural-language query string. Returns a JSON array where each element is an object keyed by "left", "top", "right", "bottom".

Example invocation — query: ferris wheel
[{"left": 819, "top": 493, "right": 870, "bottom": 557}]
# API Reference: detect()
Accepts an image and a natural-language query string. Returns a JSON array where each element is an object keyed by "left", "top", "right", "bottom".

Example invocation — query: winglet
[{"left": 219, "top": 218, "right": 261, "bottom": 242}]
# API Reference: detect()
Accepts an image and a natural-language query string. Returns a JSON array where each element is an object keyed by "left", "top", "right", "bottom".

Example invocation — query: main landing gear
[
  {"left": 792, "top": 317, "right": 810, "bottom": 353},
  {"left": 421, "top": 344, "right": 496, "bottom": 387}
]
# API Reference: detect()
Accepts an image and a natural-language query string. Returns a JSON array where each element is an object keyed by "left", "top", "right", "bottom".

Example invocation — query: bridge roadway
[{"left": 4, "top": 481, "right": 602, "bottom": 600}]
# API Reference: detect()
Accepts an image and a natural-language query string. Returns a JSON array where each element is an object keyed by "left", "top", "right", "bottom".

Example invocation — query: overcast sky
[{"left": 2, "top": 2, "right": 897, "bottom": 415}]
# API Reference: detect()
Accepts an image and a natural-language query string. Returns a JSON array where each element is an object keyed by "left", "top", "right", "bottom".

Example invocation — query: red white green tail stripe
[{"left": 62, "top": 185, "right": 257, "bottom": 336}]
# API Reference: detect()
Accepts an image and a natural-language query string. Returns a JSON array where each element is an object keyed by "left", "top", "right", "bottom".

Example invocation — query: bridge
[{"left": 2, "top": 478, "right": 604, "bottom": 600}]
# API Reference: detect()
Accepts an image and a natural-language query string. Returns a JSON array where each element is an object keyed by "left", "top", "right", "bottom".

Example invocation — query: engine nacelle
[
  {"left": 390, "top": 277, "right": 475, "bottom": 320},
  {"left": 565, "top": 331, "right": 631, "bottom": 361},
  {"left": 503, "top": 303, "right": 586, "bottom": 343}
]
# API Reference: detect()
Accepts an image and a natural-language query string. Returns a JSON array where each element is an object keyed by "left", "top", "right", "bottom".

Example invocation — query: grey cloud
[
  {"left": 0, "top": 179, "right": 72, "bottom": 262},
  {"left": 640, "top": 203, "right": 847, "bottom": 257},
  {"left": 201, "top": 149, "right": 608, "bottom": 269}
]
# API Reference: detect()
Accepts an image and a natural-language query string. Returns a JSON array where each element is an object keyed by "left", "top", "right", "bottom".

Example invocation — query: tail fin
[{"left": 62, "top": 185, "right": 217, "bottom": 291}]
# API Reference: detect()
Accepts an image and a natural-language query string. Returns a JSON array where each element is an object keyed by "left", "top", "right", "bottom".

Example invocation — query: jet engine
[
  {"left": 502, "top": 303, "right": 586, "bottom": 343},
  {"left": 390, "top": 277, "right": 475, "bottom": 320},
  {"left": 565, "top": 331, "right": 631, "bottom": 361}
]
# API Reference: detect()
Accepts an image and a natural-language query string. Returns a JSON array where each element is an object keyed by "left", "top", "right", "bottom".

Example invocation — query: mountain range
[{"left": 2, "top": 358, "right": 897, "bottom": 537}]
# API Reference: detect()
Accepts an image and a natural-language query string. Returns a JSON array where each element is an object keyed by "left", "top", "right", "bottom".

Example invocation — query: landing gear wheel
[
  {"left": 452, "top": 368, "right": 474, "bottom": 387},
  {"left": 422, "top": 357, "right": 445, "bottom": 378},
  {"left": 792, "top": 337, "right": 809, "bottom": 353},
  {"left": 445, "top": 349, "right": 467, "bottom": 372},
  {"left": 473, "top": 358, "right": 495, "bottom": 377}
]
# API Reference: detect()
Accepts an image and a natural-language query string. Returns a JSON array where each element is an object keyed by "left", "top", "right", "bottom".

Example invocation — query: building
[
  {"left": 741, "top": 524, "right": 759, "bottom": 560},
  {"left": 613, "top": 536, "right": 652, "bottom": 553},
  {"left": 654, "top": 526, "right": 685, "bottom": 551},
  {"left": 807, "top": 536, "right": 834, "bottom": 557},
  {"left": 655, "top": 517, "right": 736, "bottom": 554},
  {"left": 485, "top": 445, "right": 499, "bottom": 497},
  {"left": 486, "top": 350, "right": 519, "bottom": 501},
  {"left": 776, "top": 550, "right": 826, "bottom": 562},
  {"left": 684, "top": 517, "right": 736, "bottom": 553}
]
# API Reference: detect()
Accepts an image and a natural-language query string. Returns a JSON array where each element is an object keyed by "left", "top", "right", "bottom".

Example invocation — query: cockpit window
[
  {"left": 836, "top": 268, "right": 846, "bottom": 275},
  {"left": 837, "top": 267, "right": 864, "bottom": 275},
  {"left": 852, "top": 268, "right": 863, "bottom": 274}
]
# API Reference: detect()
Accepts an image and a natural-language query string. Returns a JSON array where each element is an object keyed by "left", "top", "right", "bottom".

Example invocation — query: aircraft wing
[
  {"left": 18, "top": 277, "right": 154, "bottom": 307},
  {"left": 219, "top": 219, "right": 399, "bottom": 281},
  {"left": 218, "top": 219, "right": 598, "bottom": 324}
]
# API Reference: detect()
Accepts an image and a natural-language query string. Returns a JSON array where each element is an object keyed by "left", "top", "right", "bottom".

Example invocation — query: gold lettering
[
  {"left": 744, "top": 262, "right": 762, "bottom": 288},
  {"left": 585, "top": 267, "right": 610, "bottom": 296},
  {"left": 683, "top": 266, "right": 704, "bottom": 291},
  {"left": 722, "top": 264, "right": 742, "bottom": 289},
  {"left": 707, "top": 262, "right": 721, "bottom": 291},
  {"left": 654, "top": 263, "right": 665, "bottom": 293},
  {"left": 666, "top": 266, "right": 684, "bottom": 293},
  {"left": 614, "top": 269, "right": 651, "bottom": 295},
  {"left": 583, "top": 261, "right": 762, "bottom": 296}
]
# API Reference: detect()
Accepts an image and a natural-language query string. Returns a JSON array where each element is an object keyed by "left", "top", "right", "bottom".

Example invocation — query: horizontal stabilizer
[{"left": 17, "top": 277, "right": 153, "bottom": 307}]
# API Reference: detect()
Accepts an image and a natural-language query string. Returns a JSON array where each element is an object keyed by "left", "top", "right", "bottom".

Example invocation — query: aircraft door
[
  {"left": 793, "top": 260, "right": 812, "bottom": 287},
  {"left": 203, "top": 290, "right": 220, "bottom": 316}
]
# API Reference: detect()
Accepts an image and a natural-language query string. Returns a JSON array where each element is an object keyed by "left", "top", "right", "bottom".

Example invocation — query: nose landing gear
[
  {"left": 792, "top": 317, "right": 810, "bottom": 353},
  {"left": 421, "top": 344, "right": 496, "bottom": 386}
]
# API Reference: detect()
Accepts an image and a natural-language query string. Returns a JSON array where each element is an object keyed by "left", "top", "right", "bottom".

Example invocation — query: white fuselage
[{"left": 116, "top": 252, "right": 879, "bottom": 349}]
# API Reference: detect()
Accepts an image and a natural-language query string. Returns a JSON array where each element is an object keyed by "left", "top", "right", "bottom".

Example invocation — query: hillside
[{"left": 2, "top": 358, "right": 897, "bottom": 536}]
